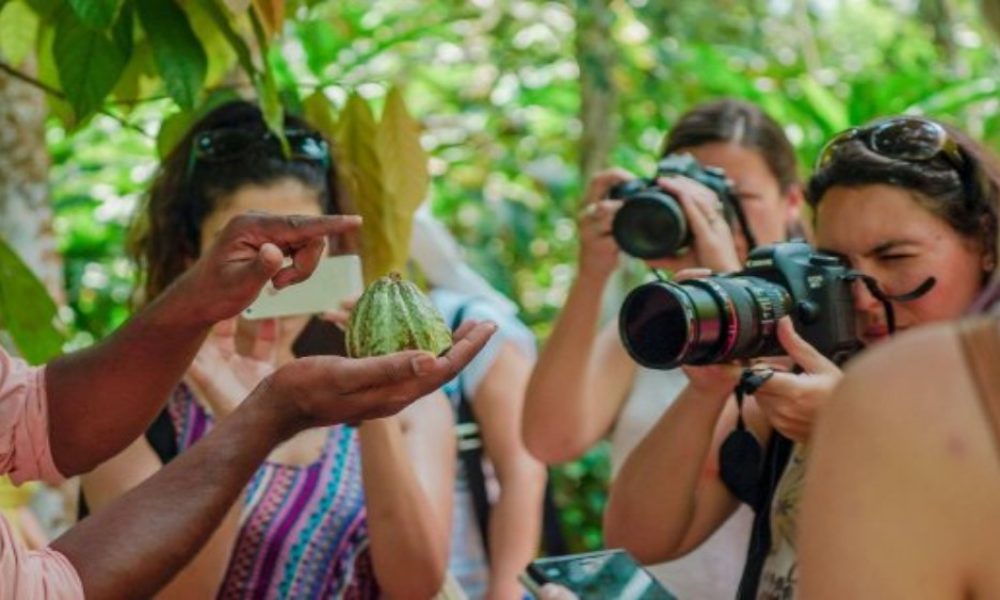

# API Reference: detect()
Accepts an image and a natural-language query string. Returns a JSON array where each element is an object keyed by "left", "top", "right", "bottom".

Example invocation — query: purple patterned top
[{"left": 167, "top": 385, "right": 379, "bottom": 599}]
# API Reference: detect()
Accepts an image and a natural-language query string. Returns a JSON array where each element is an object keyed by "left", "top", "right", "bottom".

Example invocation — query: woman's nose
[{"left": 851, "top": 279, "right": 882, "bottom": 313}]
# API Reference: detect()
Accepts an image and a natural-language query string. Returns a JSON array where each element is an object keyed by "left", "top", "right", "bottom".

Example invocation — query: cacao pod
[{"left": 345, "top": 273, "right": 453, "bottom": 358}]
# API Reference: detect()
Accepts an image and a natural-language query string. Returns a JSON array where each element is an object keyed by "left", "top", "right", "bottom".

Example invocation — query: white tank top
[{"left": 610, "top": 366, "right": 754, "bottom": 600}]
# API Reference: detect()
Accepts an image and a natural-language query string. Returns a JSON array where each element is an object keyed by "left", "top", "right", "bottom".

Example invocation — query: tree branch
[{"left": 0, "top": 61, "right": 153, "bottom": 138}]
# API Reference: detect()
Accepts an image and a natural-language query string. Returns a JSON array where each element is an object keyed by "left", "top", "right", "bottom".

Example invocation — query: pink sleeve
[
  {"left": 0, "top": 516, "right": 84, "bottom": 599},
  {"left": 0, "top": 347, "right": 64, "bottom": 484}
]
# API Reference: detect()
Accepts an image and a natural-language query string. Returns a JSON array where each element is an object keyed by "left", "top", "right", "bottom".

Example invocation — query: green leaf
[
  {"left": 67, "top": 0, "right": 122, "bottom": 29},
  {"left": 194, "top": 0, "right": 256, "bottom": 82},
  {"left": 53, "top": 6, "right": 130, "bottom": 121},
  {"left": 36, "top": 20, "right": 78, "bottom": 128},
  {"left": 250, "top": 7, "right": 286, "bottom": 154},
  {"left": 0, "top": 237, "right": 65, "bottom": 365},
  {"left": 136, "top": 0, "right": 207, "bottom": 110},
  {"left": 112, "top": 39, "right": 158, "bottom": 107},
  {"left": 0, "top": 0, "right": 39, "bottom": 66}
]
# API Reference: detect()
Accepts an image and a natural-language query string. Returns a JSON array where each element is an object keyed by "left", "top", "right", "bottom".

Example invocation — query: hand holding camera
[
  {"left": 577, "top": 169, "right": 634, "bottom": 282},
  {"left": 751, "top": 317, "right": 843, "bottom": 442},
  {"left": 609, "top": 154, "right": 749, "bottom": 273}
]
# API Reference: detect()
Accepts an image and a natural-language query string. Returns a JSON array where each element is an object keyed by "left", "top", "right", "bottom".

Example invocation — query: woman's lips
[{"left": 862, "top": 325, "right": 890, "bottom": 340}]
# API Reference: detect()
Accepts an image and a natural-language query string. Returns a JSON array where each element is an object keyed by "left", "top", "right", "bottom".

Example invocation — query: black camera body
[
  {"left": 610, "top": 154, "right": 740, "bottom": 259},
  {"left": 618, "top": 241, "right": 862, "bottom": 369}
]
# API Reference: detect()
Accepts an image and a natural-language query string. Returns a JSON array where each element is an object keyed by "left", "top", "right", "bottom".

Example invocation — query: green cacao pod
[{"left": 345, "top": 272, "right": 453, "bottom": 358}]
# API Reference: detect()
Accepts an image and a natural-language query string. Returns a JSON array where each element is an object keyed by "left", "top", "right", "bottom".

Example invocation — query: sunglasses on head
[
  {"left": 816, "top": 116, "right": 974, "bottom": 206},
  {"left": 185, "top": 128, "right": 331, "bottom": 180},
  {"left": 817, "top": 116, "right": 967, "bottom": 172}
]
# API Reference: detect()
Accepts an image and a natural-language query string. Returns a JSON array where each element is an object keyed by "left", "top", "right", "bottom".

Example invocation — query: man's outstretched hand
[{"left": 255, "top": 320, "right": 497, "bottom": 439}]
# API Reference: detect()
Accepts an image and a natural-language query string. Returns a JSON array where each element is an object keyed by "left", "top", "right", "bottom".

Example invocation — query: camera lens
[
  {"left": 611, "top": 191, "right": 689, "bottom": 259},
  {"left": 619, "top": 276, "right": 791, "bottom": 369}
]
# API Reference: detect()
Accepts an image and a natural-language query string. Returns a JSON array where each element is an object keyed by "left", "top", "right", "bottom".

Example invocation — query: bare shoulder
[
  {"left": 827, "top": 322, "right": 990, "bottom": 434},
  {"left": 801, "top": 321, "right": 1000, "bottom": 598}
]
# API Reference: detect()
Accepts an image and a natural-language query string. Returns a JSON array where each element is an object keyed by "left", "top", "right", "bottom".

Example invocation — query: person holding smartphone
[{"left": 82, "top": 101, "right": 457, "bottom": 599}]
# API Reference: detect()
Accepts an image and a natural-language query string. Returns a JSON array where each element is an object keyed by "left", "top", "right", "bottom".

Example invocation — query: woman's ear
[{"left": 784, "top": 184, "right": 805, "bottom": 223}]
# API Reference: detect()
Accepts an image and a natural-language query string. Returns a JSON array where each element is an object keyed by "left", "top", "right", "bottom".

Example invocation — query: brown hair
[
  {"left": 662, "top": 98, "right": 800, "bottom": 193},
  {"left": 807, "top": 117, "right": 1000, "bottom": 271},
  {"left": 130, "top": 100, "right": 343, "bottom": 303}
]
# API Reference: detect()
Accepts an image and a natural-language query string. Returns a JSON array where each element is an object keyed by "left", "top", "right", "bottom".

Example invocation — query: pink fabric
[
  {"left": 0, "top": 517, "right": 83, "bottom": 599},
  {"left": 0, "top": 347, "right": 83, "bottom": 598},
  {"left": 0, "top": 347, "right": 63, "bottom": 485}
]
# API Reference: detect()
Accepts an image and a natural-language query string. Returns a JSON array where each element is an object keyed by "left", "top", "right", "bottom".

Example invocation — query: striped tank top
[{"left": 167, "top": 385, "right": 379, "bottom": 599}]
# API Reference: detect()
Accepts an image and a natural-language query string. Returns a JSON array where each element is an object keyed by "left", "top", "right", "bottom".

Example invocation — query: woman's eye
[{"left": 878, "top": 254, "right": 913, "bottom": 262}]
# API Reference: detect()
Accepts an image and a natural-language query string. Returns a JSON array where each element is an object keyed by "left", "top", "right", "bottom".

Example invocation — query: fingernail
[{"left": 411, "top": 354, "right": 435, "bottom": 375}]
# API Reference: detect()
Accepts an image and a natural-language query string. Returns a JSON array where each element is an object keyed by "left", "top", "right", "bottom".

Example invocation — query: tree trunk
[
  {"left": 575, "top": 0, "right": 618, "bottom": 189},
  {"left": 0, "top": 60, "right": 64, "bottom": 301}
]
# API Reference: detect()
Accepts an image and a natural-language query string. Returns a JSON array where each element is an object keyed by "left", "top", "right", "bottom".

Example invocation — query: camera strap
[
  {"left": 719, "top": 367, "right": 774, "bottom": 506},
  {"left": 844, "top": 273, "right": 937, "bottom": 334}
]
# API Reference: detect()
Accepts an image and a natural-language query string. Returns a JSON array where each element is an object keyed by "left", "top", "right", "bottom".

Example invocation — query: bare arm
[
  {"left": 474, "top": 344, "right": 547, "bottom": 600},
  {"left": 799, "top": 326, "right": 1000, "bottom": 599},
  {"left": 49, "top": 321, "right": 495, "bottom": 600},
  {"left": 361, "top": 392, "right": 455, "bottom": 599},
  {"left": 605, "top": 366, "right": 772, "bottom": 563},
  {"left": 81, "top": 433, "right": 242, "bottom": 599},
  {"left": 524, "top": 282, "right": 637, "bottom": 463},
  {"left": 45, "top": 213, "right": 360, "bottom": 477},
  {"left": 522, "top": 170, "right": 637, "bottom": 464}
]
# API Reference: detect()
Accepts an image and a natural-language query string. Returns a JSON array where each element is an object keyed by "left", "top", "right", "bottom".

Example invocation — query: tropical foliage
[{"left": 2, "top": 0, "right": 1000, "bottom": 550}]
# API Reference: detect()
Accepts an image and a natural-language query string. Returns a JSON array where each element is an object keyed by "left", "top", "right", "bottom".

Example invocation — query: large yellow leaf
[
  {"left": 223, "top": 0, "right": 251, "bottom": 13},
  {"left": 251, "top": 0, "right": 284, "bottom": 39},
  {"left": 336, "top": 93, "right": 392, "bottom": 283},
  {"left": 302, "top": 90, "right": 337, "bottom": 141},
  {"left": 375, "top": 86, "right": 430, "bottom": 274}
]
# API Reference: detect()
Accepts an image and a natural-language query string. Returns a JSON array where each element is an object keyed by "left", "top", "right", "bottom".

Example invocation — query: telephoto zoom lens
[{"left": 618, "top": 276, "right": 792, "bottom": 369}]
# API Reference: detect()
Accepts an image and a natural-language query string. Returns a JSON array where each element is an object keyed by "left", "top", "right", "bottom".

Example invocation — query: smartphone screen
[
  {"left": 524, "top": 550, "right": 676, "bottom": 600},
  {"left": 243, "top": 254, "right": 363, "bottom": 320}
]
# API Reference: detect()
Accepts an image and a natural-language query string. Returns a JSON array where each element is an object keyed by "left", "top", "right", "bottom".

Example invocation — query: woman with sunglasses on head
[
  {"left": 606, "top": 115, "right": 1000, "bottom": 599},
  {"left": 80, "top": 100, "right": 455, "bottom": 599},
  {"left": 795, "top": 133, "right": 1000, "bottom": 599},
  {"left": 523, "top": 99, "right": 806, "bottom": 598}
]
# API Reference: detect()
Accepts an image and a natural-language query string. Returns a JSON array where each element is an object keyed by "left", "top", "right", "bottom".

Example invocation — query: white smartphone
[{"left": 243, "top": 254, "right": 364, "bottom": 320}]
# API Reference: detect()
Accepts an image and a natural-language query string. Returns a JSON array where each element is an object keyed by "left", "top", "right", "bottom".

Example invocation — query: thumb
[
  {"left": 254, "top": 242, "right": 285, "bottom": 282},
  {"left": 776, "top": 316, "right": 837, "bottom": 374}
]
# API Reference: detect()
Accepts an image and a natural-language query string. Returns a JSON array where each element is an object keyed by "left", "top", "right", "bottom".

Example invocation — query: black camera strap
[
  {"left": 719, "top": 367, "right": 774, "bottom": 506},
  {"left": 844, "top": 273, "right": 937, "bottom": 334}
]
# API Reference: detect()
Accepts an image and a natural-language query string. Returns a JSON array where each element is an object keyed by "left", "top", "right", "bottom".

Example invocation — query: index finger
[{"left": 231, "top": 213, "right": 363, "bottom": 248}]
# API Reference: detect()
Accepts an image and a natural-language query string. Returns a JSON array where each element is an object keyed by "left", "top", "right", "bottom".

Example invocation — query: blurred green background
[{"left": 7, "top": 0, "right": 1000, "bottom": 551}]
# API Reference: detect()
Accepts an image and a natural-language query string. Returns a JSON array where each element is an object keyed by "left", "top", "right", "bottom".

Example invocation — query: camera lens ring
[{"left": 686, "top": 278, "right": 738, "bottom": 363}]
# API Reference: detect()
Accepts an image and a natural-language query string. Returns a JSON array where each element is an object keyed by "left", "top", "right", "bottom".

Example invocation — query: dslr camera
[
  {"left": 618, "top": 241, "right": 862, "bottom": 369},
  {"left": 610, "top": 154, "right": 740, "bottom": 259}
]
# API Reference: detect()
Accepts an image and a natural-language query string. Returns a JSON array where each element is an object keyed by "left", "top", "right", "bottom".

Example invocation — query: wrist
[
  {"left": 150, "top": 267, "right": 221, "bottom": 331},
  {"left": 241, "top": 375, "right": 304, "bottom": 446},
  {"left": 575, "top": 266, "right": 613, "bottom": 289}
]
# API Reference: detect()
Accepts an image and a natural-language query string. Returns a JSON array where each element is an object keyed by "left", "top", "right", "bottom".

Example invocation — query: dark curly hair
[
  {"left": 807, "top": 117, "right": 1000, "bottom": 273},
  {"left": 130, "top": 100, "right": 345, "bottom": 304}
]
